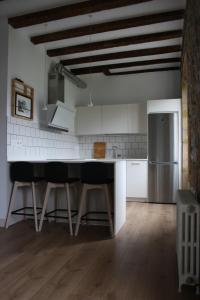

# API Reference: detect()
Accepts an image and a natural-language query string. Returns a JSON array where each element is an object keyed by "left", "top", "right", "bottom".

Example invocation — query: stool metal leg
[
  {"left": 39, "top": 183, "right": 51, "bottom": 232},
  {"left": 104, "top": 184, "right": 114, "bottom": 237},
  {"left": 31, "top": 182, "right": 38, "bottom": 232},
  {"left": 5, "top": 182, "right": 18, "bottom": 229},
  {"left": 54, "top": 189, "right": 58, "bottom": 222},
  {"left": 75, "top": 184, "right": 87, "bottom": 236},
  {"left": 22, "top": 188, "right": 27, "bottom": 221},
  {"left": 65, "top": 184, "right": 73, "bottom": 236}
]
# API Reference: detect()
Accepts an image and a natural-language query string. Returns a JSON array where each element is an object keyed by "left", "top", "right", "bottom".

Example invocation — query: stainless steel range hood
[
  {"left": 48, "top": 63, "right": 86, "bottom": 105},
  {"left": 47, "top": 101, "right": 75, "bottom": 132},
  {"left": 45, "top": 64, "right": 86, "bottom": 131}
]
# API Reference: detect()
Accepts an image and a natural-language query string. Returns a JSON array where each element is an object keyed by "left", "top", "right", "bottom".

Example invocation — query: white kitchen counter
[
  {"left": 8, "top": 158, "right": 147, "bottom": 163},
  {"left": 46, "top": 158, "right": 124, "bottom": 163}
]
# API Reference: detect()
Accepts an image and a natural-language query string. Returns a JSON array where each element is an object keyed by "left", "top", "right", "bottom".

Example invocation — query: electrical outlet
[{"left": 11, "top": 139, "right": 23, "bottom": 147}]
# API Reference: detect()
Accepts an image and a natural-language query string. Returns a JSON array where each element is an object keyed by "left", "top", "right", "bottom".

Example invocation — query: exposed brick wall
[
  {"left": 181, "top": 53, "right": 189, "bottom": 189},
  {"left": 182, "top": 0, "right": 200, "bottom": 196}
]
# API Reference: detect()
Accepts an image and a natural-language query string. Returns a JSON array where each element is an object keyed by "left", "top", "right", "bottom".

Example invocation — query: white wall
[
  {"left": 7, "top": 27, "right": 52, "bottom": 120},
  {"left": 75, "top": 71, "right": 181, "bottom": 106},
  {"left": 0, "top": 18, "right": 9, "bottom": 225},
  {"left": 7, "top": 27, "right": 80, "bottom": 161},
  {"left": 7, "top": 27, "right": 81, "bottom": 117}
]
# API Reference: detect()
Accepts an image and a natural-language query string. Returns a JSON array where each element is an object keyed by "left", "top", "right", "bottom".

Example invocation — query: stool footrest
[
  {"left": 81, "top": 211, "right": 114, "bottom": 223},
  {"left": 45, "top": 209, "right": 78, "bottom": 220},
  {"left": 11, "top": 206, "right": 42, "bottom": 217}
]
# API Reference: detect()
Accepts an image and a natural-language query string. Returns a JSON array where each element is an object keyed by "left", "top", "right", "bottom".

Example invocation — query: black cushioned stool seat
[
  {"left": 39, "top": 162, "right": 80, "bottom": 236},
  {"left": 75, "top": 162, "right": 114, "bottom": 237},
  {"left": 5, "top": 162, "right": 43, "bottom": 232}
]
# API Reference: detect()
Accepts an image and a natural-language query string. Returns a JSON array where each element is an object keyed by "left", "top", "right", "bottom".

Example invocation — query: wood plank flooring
[{"left": 0, "top": 202, "right": 198, "bottom": 300}]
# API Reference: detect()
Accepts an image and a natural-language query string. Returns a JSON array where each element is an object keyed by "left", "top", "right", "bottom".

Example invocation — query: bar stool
[
  {"left": 75, "top": 162, "right": 114, "bottom": 237},
  {"left": 5, "top": 162, "right": 42, "bottom": 232},
  {"left": 38, "top": 162, "right": 79, "bottom": 236}
]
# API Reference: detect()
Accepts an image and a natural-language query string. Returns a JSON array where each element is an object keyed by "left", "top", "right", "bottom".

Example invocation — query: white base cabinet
[{"left": 126, "top": 160, "right": 148, "bottom": 199}]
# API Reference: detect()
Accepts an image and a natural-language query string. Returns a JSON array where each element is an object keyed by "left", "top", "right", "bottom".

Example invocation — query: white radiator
[{"left": 176, "top": 190, "right": 200, "bottom": 294}]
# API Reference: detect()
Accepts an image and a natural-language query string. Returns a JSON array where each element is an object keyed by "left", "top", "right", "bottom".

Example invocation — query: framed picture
[
  {"left": 12, "top": 79, "right": 34, "bottom": 120},
  {"left": 14, "top": 92, "right": 33, "bottom": 120}
]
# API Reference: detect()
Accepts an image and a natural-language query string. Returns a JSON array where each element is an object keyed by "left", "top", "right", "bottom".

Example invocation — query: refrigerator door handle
[{"left": 149, "top": 161, "right": 178, "bottom": 165}]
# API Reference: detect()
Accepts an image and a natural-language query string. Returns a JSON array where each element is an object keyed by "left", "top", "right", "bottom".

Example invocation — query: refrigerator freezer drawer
[{"left": 148, "top": 163, "right": 178, "bottom": 203}]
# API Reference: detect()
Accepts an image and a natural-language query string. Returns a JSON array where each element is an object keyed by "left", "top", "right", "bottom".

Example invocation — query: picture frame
[
  {"left": 14, "top": 92, "right": 33, "bottom": 120},
  {"left": 12, "top": 79, "right": 34, "bottom": 120}
]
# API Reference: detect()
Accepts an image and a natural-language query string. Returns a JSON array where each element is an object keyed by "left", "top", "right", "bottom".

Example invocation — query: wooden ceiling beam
[
  {"left": 31, "top": 9, "right": 184, "bottom": 44},
  {"left": 70, "top": 57, "right": 181, "bottom": 75},
  {"left": 47, "top": 30, "right": 182, "bottom": 57},
  {"left": 105, "top": 66, "right": 180, "bottom": 75},
  {"left": 61, "top": 45, "right": 181, "bottom": 66},
  {"left": 8, "top": 0, "right": 152, "bottom": 28}
]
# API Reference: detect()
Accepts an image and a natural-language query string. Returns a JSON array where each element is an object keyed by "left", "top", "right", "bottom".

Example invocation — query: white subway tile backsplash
[
  {"left": 7, "top": 116, "right": 80, "bottom": 161},
  {"left": 78, "top": 134, "right": 147, "bottom": 159},
  {"left": 25, "top": 126, "right": 30, "bottom": 136}
]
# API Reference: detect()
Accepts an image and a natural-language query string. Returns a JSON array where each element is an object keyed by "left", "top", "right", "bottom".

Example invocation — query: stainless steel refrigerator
[{"left": 148, "top": 113, "right": 179, "bottom": 203}]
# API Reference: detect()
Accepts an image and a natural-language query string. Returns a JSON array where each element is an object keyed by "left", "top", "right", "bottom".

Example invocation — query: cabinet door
[
  {"left": 126, "top": 161, "right": 148, "bottom": 198},
  {"left": 76, "top": 106, "right": 102, "bottom": 135},
  {"left": 147, "top": 99, "right": 180, "bottom": 114},
  {"left": 127, "top": 104, "right": 147, "bottom": 134},
  {"left": 102, "top": 105, "right": 128, "bottom": 134},
  {"left": 65, "top": 109, "right": 75, "bottom": 133}
]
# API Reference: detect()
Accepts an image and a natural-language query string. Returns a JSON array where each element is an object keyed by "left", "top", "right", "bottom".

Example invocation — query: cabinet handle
[{"left": 131, "top": 163, "right": 140, "bottom": 165}]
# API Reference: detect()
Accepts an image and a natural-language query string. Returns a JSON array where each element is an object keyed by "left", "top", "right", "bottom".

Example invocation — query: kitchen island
[{"left": 8, "top": 159, "right": 127, "bottom": 236}]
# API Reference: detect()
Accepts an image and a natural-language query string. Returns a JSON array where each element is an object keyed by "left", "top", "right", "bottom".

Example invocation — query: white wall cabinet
[
  {"left": 102, "top": 105, "right": 128, "bottom": 134},
  {"left": 76, "top": 104, "right": 147, "bottom": 135},
  {"left": 147, "top": 99, "right": 180, "bottom": 114},
  {"left": 76, "top": 106, "right": 102, "bottom": 135},
  {"left": 126, "top": 160, "right": 148, "bottom": 199},
  {"left": 127, "top": 104, "right": 147, "bottom": 134}
]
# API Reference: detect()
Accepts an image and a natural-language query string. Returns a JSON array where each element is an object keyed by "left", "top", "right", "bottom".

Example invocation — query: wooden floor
[{"left": 0, "top": 202, "right": 198, "bottom": 300}]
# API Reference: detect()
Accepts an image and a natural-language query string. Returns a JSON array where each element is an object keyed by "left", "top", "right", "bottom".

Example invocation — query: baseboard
[
  {"left": 0, "top": 218, "right": 5, "bottom": 227},
  {"left": 0, "top": 216, "right": 24, "bottom": 228},
  {"left": 126, "top": 197, "right": 148, "bottom": 202}
]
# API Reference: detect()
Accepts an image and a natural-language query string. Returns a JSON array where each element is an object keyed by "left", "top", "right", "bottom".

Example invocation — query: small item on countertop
[{"left": 93, "top": 142, "right": 106, "bottom": 159}]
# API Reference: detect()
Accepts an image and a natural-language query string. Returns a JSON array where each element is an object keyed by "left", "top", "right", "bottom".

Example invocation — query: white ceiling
[{"left": 0, "top": 0, "right": 186, "bottom": 72}]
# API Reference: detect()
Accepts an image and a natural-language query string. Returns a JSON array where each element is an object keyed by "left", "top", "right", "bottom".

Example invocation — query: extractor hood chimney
[
  {"left": 44, "top": 64, "right": 86, "bottom": 132},
  {"left": 48, "top": 63, "right": 86, "bottom": 105}
]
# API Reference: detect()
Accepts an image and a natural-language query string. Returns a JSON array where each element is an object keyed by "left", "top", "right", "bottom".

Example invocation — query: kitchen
[{"left": 0, "top": 0, "right": 199, "bottom": 299}]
